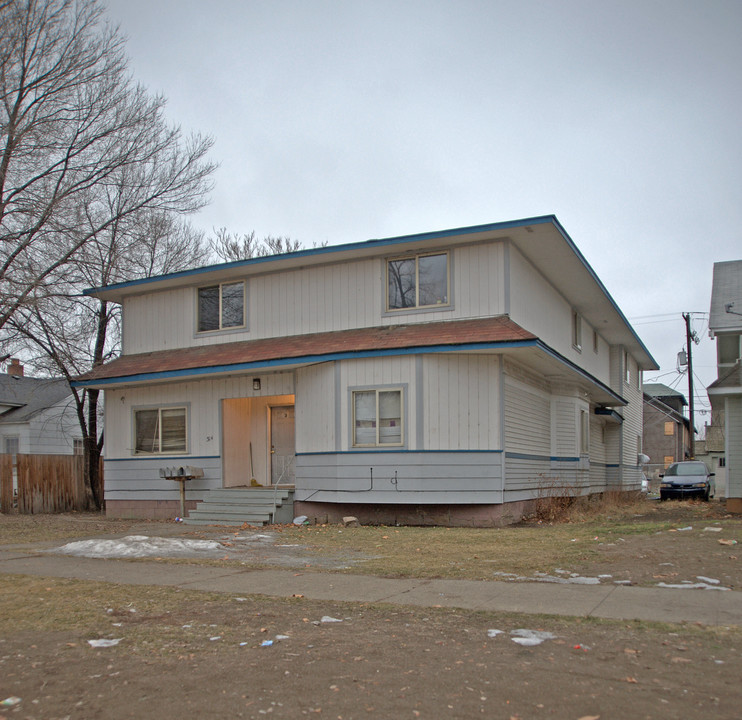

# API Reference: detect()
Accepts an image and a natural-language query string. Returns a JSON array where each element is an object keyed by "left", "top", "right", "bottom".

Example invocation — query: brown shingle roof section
[{"left": 78, "top": 316, "right": 536, "bottom": 382}]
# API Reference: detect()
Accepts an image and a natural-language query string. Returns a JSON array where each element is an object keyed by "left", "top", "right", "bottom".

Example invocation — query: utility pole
[{"left": 682, "top": 312, "right": 695, "bottom": 459}]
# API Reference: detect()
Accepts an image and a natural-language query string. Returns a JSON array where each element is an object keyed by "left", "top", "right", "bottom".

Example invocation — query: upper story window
[
  {"left": 387, "top": 252, "right": 449, "bottom": 311},
  {"left": 718, "top": 334, "right": 741, "bottom": 365},
  {"left": 593, "top": 330, "right": 599, "bottom": 354},
  {"left": 197, "top": 281, "right": 245, "bottom": 332},
  {"left": 624, "top": 350, "right": 631, "bottom": 385},
  {"left": 353, "top": 388, "right": 403, "bottom": 447},
  {"left": 134, "top": 407, "right": 187, "bottom": 455},
  {"left": 572, "top": 312, "right": 582, "bottom": 351}
]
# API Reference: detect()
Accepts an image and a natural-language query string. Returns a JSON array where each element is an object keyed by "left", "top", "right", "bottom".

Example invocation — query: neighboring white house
[
  {"left": 708, "top": 260, "right": 742, "bottom": 514},
  {"left": 75, "top": 215, "right": 658, "bottom": 524},
  {"left": 0, "top": 359, "right": 81, "bottom": 458}
]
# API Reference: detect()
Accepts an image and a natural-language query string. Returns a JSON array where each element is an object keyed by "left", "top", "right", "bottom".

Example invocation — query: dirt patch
[{"left": 1, "top": 576, "right": 739, "bottom": 720}]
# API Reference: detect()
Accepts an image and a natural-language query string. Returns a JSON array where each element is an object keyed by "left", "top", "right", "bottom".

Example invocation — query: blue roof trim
[
  {"left": 297, "top": 449, "right": 504, "bottom": 456},
  {"left": 71, "top": 339, "right": 540, "bottom": 386},
  {"left": 104, "top": 455, "right": 220, "bottom": 462},
  {"left": 82, "top": 215, "right": 557, "bottom": 297},
  {"left": 548, "top": 217, "right": 658, "bottom": 368},
  {"left": 72, "top": 336, "right": 625, "bottom": 407}
]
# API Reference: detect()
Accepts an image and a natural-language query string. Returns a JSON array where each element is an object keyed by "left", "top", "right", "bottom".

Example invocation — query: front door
[{"left": 270, "top": 405, "right": 295, "bottom": 485}]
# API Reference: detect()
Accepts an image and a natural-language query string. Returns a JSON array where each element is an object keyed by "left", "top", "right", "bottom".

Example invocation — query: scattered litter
[
  {"left": 715, "top": 660, "right": 725, "bottom": 665},
  {"left": 598, "top": 574, "right": 613, "bottom": 579},
  {"left": 1, "top": 697, "right": 22, "bottom": 707},
  {"left": 293, "top": 515, "right": 309, "bottom": 525},
  {"left": 676, "top": 526, "right": 693, "bottom": 532},
  {"left": 234, "top": 598, "right": 247, "bottom": 602},
  {"left": 696, "top": 576, "right": 720, "bottom": 585},
  {"left": 174, "top": 517, "right": 184, "bottom": 523},
  {"left": 275, "top": 635, "right": 290, "bottom": 641},
  {"left": 510, "top": 629, "right": 556, "bottom": 646},
  {"left": 239, "top": 642, "right": 249, "bottom": 647},
  {"left": 210, "top": 636, "right": 221, "bottom": 641},
  {"left": 260, "top": 640, "right": 274, "bottom": 647},
  {"left": 703, "top": 527, "right": 722, "bottom": 533},
  {"left": 719, "top": 539, "right": 738, "bottom": 546},
  {"left": 321, "top": 616, "right": 343, "bottom": 623},
  {"left": 88, "top": 638, "right": 122, "bottom": 648},
  {"left": 573, "top": 644, "right": 590, "bottom": 651},
  {"left": 487, "top": 629, "right": 504, "bottom": 638},
  {"left": 614, "top": 580, "right": 632, "bottom": 585}
]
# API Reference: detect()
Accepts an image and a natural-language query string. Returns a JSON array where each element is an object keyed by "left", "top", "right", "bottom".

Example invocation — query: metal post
[{"left": 683, "top": 312, "right": 695, "bottom": 459}]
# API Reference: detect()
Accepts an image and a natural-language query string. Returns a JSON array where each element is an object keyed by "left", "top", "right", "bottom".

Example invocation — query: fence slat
[
  {"left": 0, "top": 454, "right": 13, "bottom": 513},
  {"left": 13, "top": 454, "right": 101, "bottom": 514}
]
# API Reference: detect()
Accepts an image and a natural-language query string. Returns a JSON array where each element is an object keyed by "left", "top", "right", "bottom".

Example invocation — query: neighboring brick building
[{"left": 642, "top": 383, "right": 691, "bottom": 477}]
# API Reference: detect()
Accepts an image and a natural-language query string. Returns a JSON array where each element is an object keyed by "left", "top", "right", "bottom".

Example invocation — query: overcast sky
[{"left": 104, "top": 0, "right": 742, "bottom": 423}]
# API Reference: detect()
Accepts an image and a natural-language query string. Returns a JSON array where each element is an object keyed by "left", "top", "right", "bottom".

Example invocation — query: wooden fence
[{"left": 0, "top": 454, "right": 104, "bottom": 514}]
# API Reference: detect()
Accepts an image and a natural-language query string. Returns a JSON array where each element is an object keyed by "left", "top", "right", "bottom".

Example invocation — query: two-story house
[
  {"left": 708, "top": 259, "right": 742, "bottom": 513},
  {"left": 75, "top": 215, "right": 657, "bottom": 524}
]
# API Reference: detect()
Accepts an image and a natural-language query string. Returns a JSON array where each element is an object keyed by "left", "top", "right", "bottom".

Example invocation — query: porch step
[{"left": 183, "top": 487, "right": 294, "bottom": 527}]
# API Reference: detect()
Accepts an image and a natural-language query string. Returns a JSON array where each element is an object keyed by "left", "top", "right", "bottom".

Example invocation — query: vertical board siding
[
  {"left": 0, "top": 454, "right": 13, "bottom": 512},
  {"left": 295, "top": 364, "right": 335, "bottom": 453},
  {"left": 15, "top": 454, "right": 88, "bottom": 513},
  {"left": 422, "top": 354, "right": 500, "bottom": 451},
  {"left": 121, "top": 242, "right": 506, "bottom": 355},
  {"left": 105, "top": 373, "right": 295, "bottom": 458}
]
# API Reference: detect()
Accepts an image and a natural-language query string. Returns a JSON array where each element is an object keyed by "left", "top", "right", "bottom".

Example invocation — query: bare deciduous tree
[
  {"left": 0, "top": 0, "right": 215, "bottom": 330},
  {"left": 1, "top": 0, "right": 216, "bottom": 509},
  {"left": 208, "top": 228, "right": 304, "bottom": 262}
]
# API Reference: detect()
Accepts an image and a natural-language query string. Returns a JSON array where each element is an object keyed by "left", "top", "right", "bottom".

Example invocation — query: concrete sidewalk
[{"left": 1, "top": 547, "right": 740, "bottom": 626}]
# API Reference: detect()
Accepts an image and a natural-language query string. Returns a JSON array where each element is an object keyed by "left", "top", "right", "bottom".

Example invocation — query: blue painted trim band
[
  {"left": 296, "top": 449, "right": 504, "bottom": 456},
  {"left": 505, "top": 452, "right": 580, "bottom": 462},
  {"left": 83, "top": 215, "right": 557, "bottom": 297},
  {"left": 105, "top": 455, "right": 220, "bottom": 462}
]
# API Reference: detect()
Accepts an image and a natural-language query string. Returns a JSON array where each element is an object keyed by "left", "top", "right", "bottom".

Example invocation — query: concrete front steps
[{"left": 183, "top": 487, "right": 294, "bottom": 527}]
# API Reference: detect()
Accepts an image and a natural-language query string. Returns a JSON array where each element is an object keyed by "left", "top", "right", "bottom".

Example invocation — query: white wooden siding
[
  {"left": 121, "top": 242, "right": 506, "bottom": 355},
  {"left": 422, "top": 354, "right": 501, "bottom": 451},
  {"left": 508, "top": 245, "right": 610, "bottom": 385},
  {"left": 104, "top": 372, "right": 294, "bottom": 459},
  {"left": 589, "top": 415, "right": 608, "bottom": 491},
  {"left": 503, "top": 375, "right": 551, "bottom": 456},
  {"left": 295, "top": 363, "right": 336, "bottom": 453},
  {"left": 726, "top": 396, "right": 742, "bottom": 500},
  {"left": 1, "top": 397, "right": 80, "bottom": 455}
]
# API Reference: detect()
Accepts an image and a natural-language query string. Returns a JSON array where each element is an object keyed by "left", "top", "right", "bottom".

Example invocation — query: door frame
[{"left": 266, "top": 403, "right": 295, "bottom": 486}]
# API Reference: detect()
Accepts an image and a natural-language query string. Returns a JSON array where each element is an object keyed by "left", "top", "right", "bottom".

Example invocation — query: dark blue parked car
[{"left": 659, "top": 461, "right": 715, "bottom": 502}]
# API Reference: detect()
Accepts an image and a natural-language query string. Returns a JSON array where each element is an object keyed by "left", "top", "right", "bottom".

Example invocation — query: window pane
[
  {"left": 417, "top": 254, "right": 448, "bottom": 306},
  {"left": 161, "top": 408, "right": 187, "bottom": 452},
  {"left": 388, "top": 258, "right": 416, "bottom": 309},
  {"left": 221, "top": 282, "right": 244, "bottom": 328},
  {"left": 354, "top": 391, "right": 376, "bottom": 445},
  {"left": 378, "top": 390, "right": 402, "bottom": 445},
  {"left": 198, "top": 286, "right": 220, "bottom": 331},
  {"left": 135, "top": 409, "right": 160, "bottom": 453}
]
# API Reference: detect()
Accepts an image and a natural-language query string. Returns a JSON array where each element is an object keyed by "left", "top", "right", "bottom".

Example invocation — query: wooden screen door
[{"left": 270, "top": 405, "right": 295, "bottom": 485}]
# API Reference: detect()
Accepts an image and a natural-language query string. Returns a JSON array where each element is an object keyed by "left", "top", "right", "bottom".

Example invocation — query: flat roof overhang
[
  {"left": 73, "top": 343, "right": 625, "bottom": 407},
  {"left": 83, "top": 215, "right": 658, "bottom": 372}
]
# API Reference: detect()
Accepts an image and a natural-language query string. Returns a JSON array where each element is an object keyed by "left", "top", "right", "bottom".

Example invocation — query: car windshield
[{"left": 666, "top": 462, "right": 707, "bottom": 477}]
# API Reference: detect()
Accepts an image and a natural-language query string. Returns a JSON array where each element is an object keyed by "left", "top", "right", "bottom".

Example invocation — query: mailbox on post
[{"left": 159, "top": 466, "right": 204, "bottom": 518}]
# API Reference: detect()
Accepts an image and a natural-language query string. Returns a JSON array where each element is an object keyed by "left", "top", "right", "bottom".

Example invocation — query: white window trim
[
  {"left": 196, "top": 280, "right": 247, "bottom": 334},
  {"left": 572, "top": 311, "right": 582, "bottom": 352},
  {"left": 132, "top": 404, "right": 189, "bottom": 456},
  {"left": 351, "top": 387, "right": 405, "bottom": 448},
  {"left": 385, "top": 251, "right": 451, "bottom": 313}
]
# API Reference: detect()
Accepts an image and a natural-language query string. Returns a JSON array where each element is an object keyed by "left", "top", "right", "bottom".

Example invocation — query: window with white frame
[
  {"left": 134, "top": 407, "right": 187, "bottom": 454},
  {"left": 73, "top": 438, "right": 84, "bottom": 456},
  {"left": 387, "top": 252, "right": 449, "bottom": 311},
  {"left": 352, "top": 389, "right": 403, "bottom": 447},
  {"left": 197, "top": 281, "right": 245, "bottom": 332},
  {"left": 3, "top": 436, "right": 19, "bottom": 458}
]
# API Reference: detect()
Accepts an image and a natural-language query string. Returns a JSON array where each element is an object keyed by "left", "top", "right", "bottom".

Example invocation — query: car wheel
[
  {"left": 660, "top": 493, "right": 667, "bottom": 502},
  {"left": 703, "top": 488, "right": 710, "bottom": 502}
]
